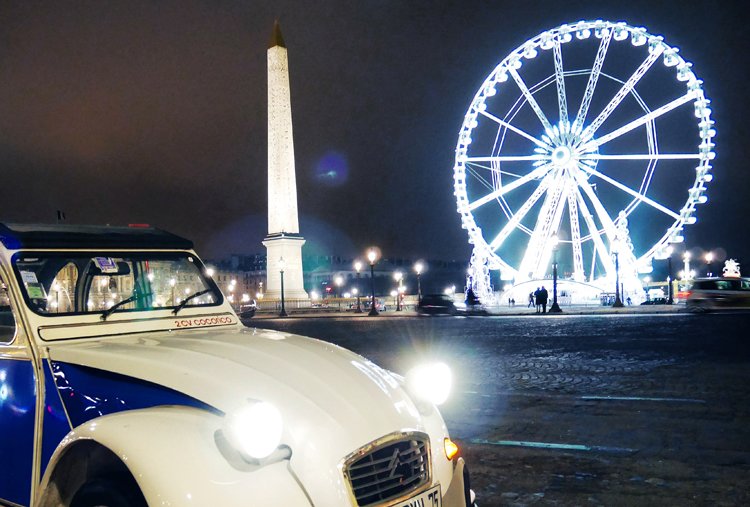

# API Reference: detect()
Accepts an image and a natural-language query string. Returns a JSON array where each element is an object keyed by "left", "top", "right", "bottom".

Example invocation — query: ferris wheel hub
[{"left": 551, "top": 145, "right": 573, "bottom": 167}]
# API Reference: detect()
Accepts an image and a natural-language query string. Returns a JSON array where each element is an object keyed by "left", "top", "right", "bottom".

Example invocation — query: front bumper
[{"left": 442, "top": 457, "right": 474, "bottom": 507}]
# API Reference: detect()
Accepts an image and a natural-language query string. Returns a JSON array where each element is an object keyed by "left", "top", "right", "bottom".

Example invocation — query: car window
[
  {"left": 0, "top": 276, "right": 17, "bottom": 344},
  {"left": 13, "top": 252, "right": 222, "bottom": 317},
  {"left": 741, "top": 280, "right": 750, "bottom": 290},
  {"left": 715, "top": 280, "right": 740, "bottom": 290}
]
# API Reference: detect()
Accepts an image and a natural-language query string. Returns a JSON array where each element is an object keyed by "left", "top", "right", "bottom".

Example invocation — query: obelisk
[{"left": 263, "top": 20, "right": 308, "bottom": 300}]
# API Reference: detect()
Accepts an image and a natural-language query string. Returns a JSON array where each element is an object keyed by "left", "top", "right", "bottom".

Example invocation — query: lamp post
[
  {"left": 549, "top": 235, "right": 562, "bottom": 313},
  {"left": 414, "top": 261, "right": 424, "bottom": 303},
  {"left": 666, "top": 246, "right": 674, "bottom": 305},
  {"left": 705, "top": 251, "right": 714, "bottom": 277},
  {"left": 367, "top": 249, "right": 379, "bottom": 316},
  {"left": 394, "top": 271, "right": 403, "bottom": 311},
  {"left": 279, "top": 257, "right": 287, "bottom": 317},
  {"left": 334, "top": 275, "right": 344, "bottom": 310},
  {"left": 612, "top": 247, "right": 624, "bottom": 308},
  {"left": 354, "top": 261, "right": 363, "bottom": 312},
  {"left": 683, "top": 252, "right": 691, "bottom": 281}
]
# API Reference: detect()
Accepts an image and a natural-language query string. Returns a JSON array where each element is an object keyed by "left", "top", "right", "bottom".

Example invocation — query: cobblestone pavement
[{"left": 251, "top": 311, "right": 750, "bottom": 506}]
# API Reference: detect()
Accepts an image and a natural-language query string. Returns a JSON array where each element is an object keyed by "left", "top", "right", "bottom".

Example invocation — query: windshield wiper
[
  {"left": 173, "top": 289, "right": 212, "bottom": 315},
  {"left": 101, "top": 291, "right": 153, "bottom": 321}
]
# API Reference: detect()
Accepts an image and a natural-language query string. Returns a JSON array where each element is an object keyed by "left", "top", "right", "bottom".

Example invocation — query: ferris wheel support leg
[{"left": 468, "top": 249, "right": 495, "bottom": 306}]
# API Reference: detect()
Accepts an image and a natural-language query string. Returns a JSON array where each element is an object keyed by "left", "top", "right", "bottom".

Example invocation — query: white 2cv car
[{"left": 0, "top": 223, "right": 475, "bottom": 507}]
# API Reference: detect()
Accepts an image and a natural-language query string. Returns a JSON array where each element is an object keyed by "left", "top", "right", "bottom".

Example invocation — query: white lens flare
[
  {"left": 227, "top": 401, "right": 283, "bottom": 459},
  {"left": 407, "top": 363, "right": 452, "bottom": 406}
]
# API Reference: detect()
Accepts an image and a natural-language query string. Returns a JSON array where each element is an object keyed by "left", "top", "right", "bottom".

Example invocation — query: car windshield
[{"left": 13, "top": 252, "right": 222, "bottom": 317}]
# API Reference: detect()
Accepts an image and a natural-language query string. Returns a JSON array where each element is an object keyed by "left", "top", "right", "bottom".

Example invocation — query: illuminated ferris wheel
[{"left": 453, "top": 20, "right": 715, "bottom": 300}]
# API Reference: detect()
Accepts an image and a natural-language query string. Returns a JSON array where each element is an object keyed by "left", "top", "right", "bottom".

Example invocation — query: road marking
[
  {"left": 469, "top": 438, "right": 637, "bottom": 454},
  {"left": 461, "top": 391, "right": 706, "bottom": 404},
  {"left": 580, "top": 395, "right": 705, "bottom": 404}
]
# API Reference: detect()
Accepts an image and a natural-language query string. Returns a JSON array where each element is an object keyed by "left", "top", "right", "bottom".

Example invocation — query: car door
[{"left": 0, "top": 274, "right": 37, "bottom": 506}]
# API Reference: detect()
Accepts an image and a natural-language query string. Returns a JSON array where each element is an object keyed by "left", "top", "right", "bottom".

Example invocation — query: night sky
[{"left": 0, "top": 1, "right": 747, "bottom": 270}]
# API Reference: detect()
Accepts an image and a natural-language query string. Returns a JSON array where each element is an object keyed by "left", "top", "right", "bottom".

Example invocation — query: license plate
[{"left": 394, "top": 485, "right": 441, "bottom": 507}]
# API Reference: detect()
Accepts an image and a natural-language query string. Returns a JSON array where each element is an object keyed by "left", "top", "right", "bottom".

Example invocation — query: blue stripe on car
[{"left": 49, "top": 360, "right": 221, "bottom": 428}]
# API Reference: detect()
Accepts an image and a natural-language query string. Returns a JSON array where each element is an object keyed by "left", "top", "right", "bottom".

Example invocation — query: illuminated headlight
[
  {"left": 224, "top": 401, "right": 283, "bottom": 460},
  {"left": 406, "top": 362, "right": 452, "bottom": 406}
]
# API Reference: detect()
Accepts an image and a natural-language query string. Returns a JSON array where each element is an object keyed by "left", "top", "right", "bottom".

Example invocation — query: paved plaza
[{"left": 251, "top": 311, "right": 750, "bottom": 506}]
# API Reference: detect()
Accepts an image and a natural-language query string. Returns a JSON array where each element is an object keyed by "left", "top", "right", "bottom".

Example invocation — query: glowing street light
[
  {"left": 612, "top": 242, "right": 624, "bottom": 308},
  {"left": 414, "top": 261, "right": 424, "bottom": 303},
  {"left": 367, "top": 248, "right": 380, "bottom": 316},
  {"left": 705, "top": 251, "right": 714, "bottom": 276},
  {"left": 393, "top": 271, "right": 403, "bottom": 311},
  {"left": 354, "top": 260, "right": 363, "bottom": 313},
  {"left": 334, "top": 275, "right": 344, "bottom": 309},
  {"left": 666, "top": 245, "right": 674, "bottom": 304},
  {"left": 279, "top": 257, "right": 287, "bottom": 317},
  {"left": 683, "top": 252, "right": 691, "bottom": 281},
  {"left": 549, "top": 234, "right": 562, "bottom": 313}
]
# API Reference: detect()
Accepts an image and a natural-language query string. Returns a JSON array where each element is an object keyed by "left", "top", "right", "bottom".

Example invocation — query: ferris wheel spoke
[
  {"left": 465, "top": 155, "right": 548, "bottom": 163},
  {"left": 488, "top": 175, "right": 553, "bottom": 252},
  {"left": 466, "top": 161, "right": 523, "bottom": 178},
  {"left": 588, "top": 92, "right": 695, "bottom": 149},
  {"left": 479, "top": 110, "right": 549, "bottom": 148},
  {"left": 466, "top": 166, "right": 495, "bottom": 193},
  {"left": 578, "top": 163, "right": 681, "bottom": 220},
  {"left": 553, "top": 39, "right": 568, "bottom": 126},
  {"left": 581, "top": 46, "right": 664, "bottom": 141},
  {"left": 468, "top": 164, "right": 551, "bottom": 211},
  {"left": 509, "top": 67, "right": 555, "bottom": 133},
  {"left": 573, "top": 185, "right": 616, "bottom": 276},
  {"left": 572, "top": 170, "right": 619, "bottom": 241},
  {"left": 573, "top": 30, "right": 612, "bottom": 132},
  {"left": 567, "top": 191, "right": 585, "bottom": 280},
  {"left": 518, "top": 172, "right": 568, "bottom": 279},
  {"left": 581, "top": 153, "right": 702, "bottom": 161}
]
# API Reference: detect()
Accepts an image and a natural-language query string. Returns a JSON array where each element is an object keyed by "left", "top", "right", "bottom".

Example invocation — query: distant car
[
  {"left": 686, "top": 277, "right": 750, "bottom": 312},
  {"left": 417, "top": 294, "right": 457, "bottom": 315},
  {"left": 238, "top": 299, "right": 257, "bottom": 322},
  {"left": 640, "top": 297, "right": 668, "bottom": 305}
]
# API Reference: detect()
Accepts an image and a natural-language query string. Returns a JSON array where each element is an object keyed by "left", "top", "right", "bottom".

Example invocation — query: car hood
[{"left": 47, "top": 325, "right": 433, "bottom": 504}]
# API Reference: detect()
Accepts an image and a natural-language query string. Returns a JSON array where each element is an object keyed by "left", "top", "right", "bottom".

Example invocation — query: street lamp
[
  {"left": 279, "top": 257, "right": 287, "bottom": 317},
  {"left": 612, "top": 244, "right": 624, "bottom": 308},
  {"left": 393, "top": 271, "right": 403, "bottom": 311},
  {"left": 666, "top": 246, "right": 674, "bottom": 305},
  {"left": 334, "top": 275, "right": 344, "bottom": 310},
  {"left": 683, "top": 252, "right": 692, "bottom": 281},
  {"left": 705, "top": 251, "right": 714, "bottom": 277},
  {"left": 414, "top": 261, "right": 424, "bottom": 303},
  {"left": 549, "top": 235, "right": 562, "bottom": 313},
  {"left": 354, "top": 260, "right": 363, "bottom": 313},
  {"left": 367, "top": 248, "right": 379, "bottom": 316}
]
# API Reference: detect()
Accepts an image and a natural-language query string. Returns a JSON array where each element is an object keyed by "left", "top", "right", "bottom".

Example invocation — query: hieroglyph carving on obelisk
[{"left": 263, "top": 20, "right": 308, "bottom": 299}]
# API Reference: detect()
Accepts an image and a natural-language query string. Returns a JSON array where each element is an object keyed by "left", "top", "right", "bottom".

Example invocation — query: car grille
[{"left": 343, "top": 433, "right": 431, "bottom": 506}]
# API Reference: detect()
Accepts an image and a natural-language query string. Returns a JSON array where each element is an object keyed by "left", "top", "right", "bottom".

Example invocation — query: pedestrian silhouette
[{"left": 539, "top": 286, "right": 549, "bottom": 313}]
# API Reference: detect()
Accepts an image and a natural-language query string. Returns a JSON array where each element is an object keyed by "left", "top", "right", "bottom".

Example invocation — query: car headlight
[
  {"left": 224, "top": 401, "right": 283, "bottom": 460},
  {"left": 406, "top": 362, "right": 452, "bottom": 406}
]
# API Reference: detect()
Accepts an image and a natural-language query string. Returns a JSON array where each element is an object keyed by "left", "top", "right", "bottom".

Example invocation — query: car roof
[{"left": 0, "top": 223, "right": 193, "bottom": 250}]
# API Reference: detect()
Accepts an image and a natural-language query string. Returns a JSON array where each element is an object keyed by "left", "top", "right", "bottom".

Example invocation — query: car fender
[{"left": 38, "top": 405, "right": 312, "bottom": 507}]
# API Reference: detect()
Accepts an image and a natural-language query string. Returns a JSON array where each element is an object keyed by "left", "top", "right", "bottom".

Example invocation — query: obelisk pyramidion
[{"left": 263, "top": 20, "right": 308, "bottom": 300}]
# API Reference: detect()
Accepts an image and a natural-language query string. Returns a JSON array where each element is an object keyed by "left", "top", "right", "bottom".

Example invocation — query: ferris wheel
[{"left": 453, "top": 20, "right": 715, "bottom": 300}]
